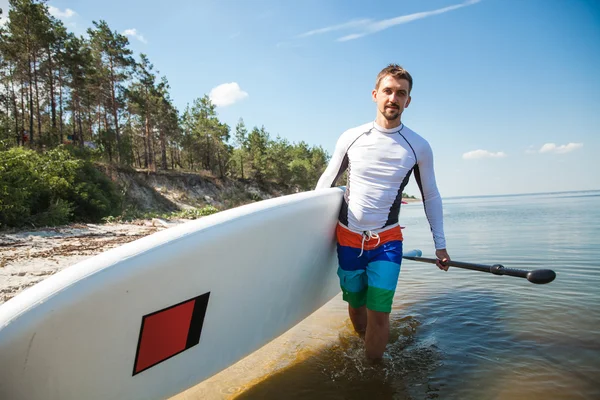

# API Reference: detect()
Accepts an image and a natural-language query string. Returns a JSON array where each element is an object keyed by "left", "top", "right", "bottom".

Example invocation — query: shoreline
[
  {"left": 403, "top": 197, "right": 421, "bottom": 203},
  {"left": 0, "top": 219, "right": 185, "bottom": 305}
]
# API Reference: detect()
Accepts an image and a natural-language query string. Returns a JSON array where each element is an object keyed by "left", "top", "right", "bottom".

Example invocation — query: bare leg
[
  {"left": 348, "top": 305, "right": 367, "bottom": 338},
  {"left": 365, "top": 309, "right": 390, "bottom": 361}
]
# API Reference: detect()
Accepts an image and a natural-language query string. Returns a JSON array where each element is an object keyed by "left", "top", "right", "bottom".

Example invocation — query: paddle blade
[
  {"left": 526, "top": 269, "right": 556, "bottom": 284},
  {"left": 403, "top": 249, "right": 423, "bottom": 258}
]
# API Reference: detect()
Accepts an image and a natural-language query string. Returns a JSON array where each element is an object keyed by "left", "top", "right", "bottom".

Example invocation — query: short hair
[{"left": 375, "top": 64, "right": 413, "bottom": 93}]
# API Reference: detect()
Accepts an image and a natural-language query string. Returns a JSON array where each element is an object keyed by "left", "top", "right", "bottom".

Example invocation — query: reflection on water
[{"left": 172, "top": 192, "right": 600, "bottom": 400}]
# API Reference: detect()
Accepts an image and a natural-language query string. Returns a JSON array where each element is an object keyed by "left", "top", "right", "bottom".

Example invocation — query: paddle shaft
[{"left": 402, "top": 255, "right": 556, "bottom": 284}]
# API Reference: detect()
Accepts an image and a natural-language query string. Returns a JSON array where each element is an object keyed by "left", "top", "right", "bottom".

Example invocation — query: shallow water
[{"left": 174, "top": 190, "right": 600, "bottom": 400}]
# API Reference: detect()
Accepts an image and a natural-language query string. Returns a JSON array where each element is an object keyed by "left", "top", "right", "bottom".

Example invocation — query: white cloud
[
  {"left": 539, "top": 142, "right": 583, "bottom": 154},
  {"left": 209, "top": 82, "right": 248, "bottom": 107},
  {"left": 462, "top": 149, "right": 507, "bottom": 160},
  {"left": 297, "top": 19, "right": 372, "bottom": 38},
  {"left": 48, "top": 6, "right": 77, "bottom": 19},
  {"left": 123, "top": 28, "right": 147, "bottom": 44},
  {"left": 298, "top": 0, "right": 481, "bottom": 42}
]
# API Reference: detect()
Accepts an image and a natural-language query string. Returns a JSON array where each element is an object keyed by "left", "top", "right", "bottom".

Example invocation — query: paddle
[{"left": 402, "top": 251, "right": 556, "bottom": 284}]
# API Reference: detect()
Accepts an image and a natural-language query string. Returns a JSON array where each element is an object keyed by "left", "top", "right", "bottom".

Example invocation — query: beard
[{"left": 382, "top": 106, "right": 400, "bottom": 120}]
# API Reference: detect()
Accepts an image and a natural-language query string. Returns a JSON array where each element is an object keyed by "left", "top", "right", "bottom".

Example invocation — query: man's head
[
  {"left": 372, "top": 64, "right": 413, "bottom": 124},
  {"left": 374, "top": 64, "right": 413, "bottom": 93}
]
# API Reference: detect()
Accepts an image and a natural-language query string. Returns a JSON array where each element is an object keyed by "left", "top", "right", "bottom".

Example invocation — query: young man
[{"left": 315, "top": 64, "right": 450, "bottom": 360}]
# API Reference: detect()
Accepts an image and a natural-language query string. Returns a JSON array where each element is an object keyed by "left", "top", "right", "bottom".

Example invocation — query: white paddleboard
[{"left": 0, "top": 187, "right": 346, "bottom": 400}]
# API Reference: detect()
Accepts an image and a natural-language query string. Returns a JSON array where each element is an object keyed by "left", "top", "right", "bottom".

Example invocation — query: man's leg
[
  {"left": 348, "top": 304, "right": 367, "bottom": 337},
  {"left": 336, "top": 231, "right": 368, "bottom": 337},
  {"left": 364, "top": 239, "right": 403, "bottom": 360},
  {"left": 337, "top": 267, "right": 367, "bottom": 335},
  {"left": 365, "top": 309, "right": 390, "bottom": 360}
]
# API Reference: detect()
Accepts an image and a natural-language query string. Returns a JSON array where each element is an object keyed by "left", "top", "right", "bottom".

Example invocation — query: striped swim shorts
[{"left": 336, "top": 222, "right": 403, "bottom": 313}]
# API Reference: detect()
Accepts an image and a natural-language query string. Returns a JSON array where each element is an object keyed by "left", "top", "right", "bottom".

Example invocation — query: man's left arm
[{"left": 415, "top": 142, "right": 451, "bottom": 271}]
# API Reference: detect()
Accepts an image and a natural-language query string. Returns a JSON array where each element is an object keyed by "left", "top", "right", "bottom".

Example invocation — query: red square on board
[{"left": 134, "top": 299, "right": 195, "bottom": 374}]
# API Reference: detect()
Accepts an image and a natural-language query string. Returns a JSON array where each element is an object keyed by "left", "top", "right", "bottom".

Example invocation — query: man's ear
[{"left": 371, "top": 89, "right": 377, "bottom": 102}]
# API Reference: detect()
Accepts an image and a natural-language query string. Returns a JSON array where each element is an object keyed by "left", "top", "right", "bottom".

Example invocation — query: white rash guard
[{"left": 316, "top": 121, "right": 446, "bottom": 250}]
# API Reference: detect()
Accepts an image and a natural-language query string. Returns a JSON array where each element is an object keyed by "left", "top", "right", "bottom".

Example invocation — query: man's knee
[
  {"left": 367, "top": 309, "right": 389, "bottom": 328},
  {"left": 349, "top": 305, "right": 366, "bottom": 316}
]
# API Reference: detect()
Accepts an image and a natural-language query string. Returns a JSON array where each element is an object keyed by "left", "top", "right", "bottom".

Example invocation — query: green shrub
[
  {"left": 102, "top": 205, "right": 219, "bottom": 224},
  {"left": 0, "top": 147, "right": 42, "bottom": 227},
  {"left": 33, "top": 198, "right": 74, "bottom": 226},
  {"left": 69, "top": 161, "right": 122, "bottom": 221},
  {"left": 175, "top": 206, "right": 219, "bottom": 219},
  {"left": 0, "top": 146, "right": 123, "bottom": 229}
]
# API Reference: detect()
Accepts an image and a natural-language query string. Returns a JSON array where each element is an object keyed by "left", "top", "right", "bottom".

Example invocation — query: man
[{"left": 315, "top": 64, "right": 450, "bottom": 361}]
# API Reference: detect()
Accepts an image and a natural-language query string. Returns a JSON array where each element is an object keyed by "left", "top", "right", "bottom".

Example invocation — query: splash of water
[{"left": 317, "top": 314, "right": 443, "bottom": 386}]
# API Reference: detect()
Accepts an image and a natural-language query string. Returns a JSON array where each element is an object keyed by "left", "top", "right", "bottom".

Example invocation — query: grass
[{"left": 102, "top": 205, "right": 220, "bottom": 223}]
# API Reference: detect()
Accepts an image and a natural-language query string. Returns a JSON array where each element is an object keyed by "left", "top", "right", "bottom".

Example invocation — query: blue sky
[{"left": 3, "top": 0, "right": 599, "bottom": 197}]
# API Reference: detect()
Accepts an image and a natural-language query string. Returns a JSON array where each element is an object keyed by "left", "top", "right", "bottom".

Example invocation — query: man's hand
[{"left": 435, "top": 249, "right": 451, "bottom": 271}]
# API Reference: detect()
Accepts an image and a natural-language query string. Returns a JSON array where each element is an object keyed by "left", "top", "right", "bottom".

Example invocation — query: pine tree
[
  {"left": 234, "top": 118, "right": 248, "bottom": 179},
  {"left": 87, "top": 20, "right": 134, "bottom": 162}
]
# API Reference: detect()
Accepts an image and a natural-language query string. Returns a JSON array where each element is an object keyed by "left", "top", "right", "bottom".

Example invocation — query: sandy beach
[{"left": 0, "top": 219, "right": 185, "bottom": 305}]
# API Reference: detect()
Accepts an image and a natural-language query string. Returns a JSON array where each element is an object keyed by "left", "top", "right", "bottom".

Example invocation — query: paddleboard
[{"left": 0, "top": 187, "right": 346, "bottom": 400}]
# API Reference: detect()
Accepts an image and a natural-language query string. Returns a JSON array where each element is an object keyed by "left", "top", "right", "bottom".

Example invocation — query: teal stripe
[
  {"left": 337, "top": 267, "right": 367, "bottom": 293},
  {"left": 367, "top": 260, "right": 401, "bottom": 291}
]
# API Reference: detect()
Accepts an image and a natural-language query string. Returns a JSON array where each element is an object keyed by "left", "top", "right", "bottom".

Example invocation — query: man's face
[{"left": 372, "top": 75, "right": 412, "bottom": 122}]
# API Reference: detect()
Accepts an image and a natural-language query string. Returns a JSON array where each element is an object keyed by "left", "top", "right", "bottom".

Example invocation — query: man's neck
[{"left": 375, "top": 116, "right": 402, "bottom": 130}]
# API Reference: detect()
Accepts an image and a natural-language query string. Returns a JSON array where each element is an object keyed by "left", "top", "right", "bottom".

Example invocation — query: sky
[{"left": 1, "top": 0, "right": 599, "bottom": 197}]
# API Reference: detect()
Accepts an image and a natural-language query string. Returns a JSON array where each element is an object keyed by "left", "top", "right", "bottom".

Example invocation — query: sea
[{"left": 173, "top": 190, "right": 600, "bottom": 400}]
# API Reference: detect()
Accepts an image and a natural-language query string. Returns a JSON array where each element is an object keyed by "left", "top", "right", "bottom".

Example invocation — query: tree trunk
[
  {"left": 104, "top": 110, "right": 112, "bottom": 162},
  {"left": 108, "top": 57, "right": 121, "bottom": 162},
  {"left": 28, "top": 54, "right": 35, "bottom": 147},
  {"left": 33, "top": 52, "right": 42, "bottom": 142},
  {"left": 20, "top": 78, "right": 26, "bottom": 145},
  {"left": 145, "top": 114, "right": 155, "bottom": 171},
  {"left": 87, "top": 91, "right": 93, "bottom": 143},
  {"left": 23, "top": 14, "right": 35, "bottom": 147},
  {"left": 205, "top": 134, "right": 210, "bottom": 170},
  {"left": 96, "top": 103, "right": 102, "bottom": 133},
  {"left": 58, "top": 68, "right": 64, "bottom": 143},
  {"left": 216, "top": 146, "right": 224, "bottom": 178},
  {"left": 135, "top": 142, "right": 142, "bottom": 169},
  {"left": 10, "top": 71, "right": 20, "bottom": 145},
  {"left": 47, "top": 45, "right": 57, "bottom": 131},
  {"left": 240, "top": 153, "right": 244, "bottom": 179},
  {"left": 4, "top": 81, "right": 9, "bottom": 128},
  {"left": 159, "top": 127, "right": 167, "bottom": 170},
  {"left": 78, "top": 110, "right": 84, "bottom": 148},
  {"left": 73, "top": 91, "right": 83, "bottom": 147},
  {"left": 143, "top": 135, "right": 149, "bottom": 169}
]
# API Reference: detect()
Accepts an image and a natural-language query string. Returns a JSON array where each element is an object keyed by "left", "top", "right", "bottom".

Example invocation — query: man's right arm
[{"left": 315, "top": 134, "right": 349, "bottom": 190}]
